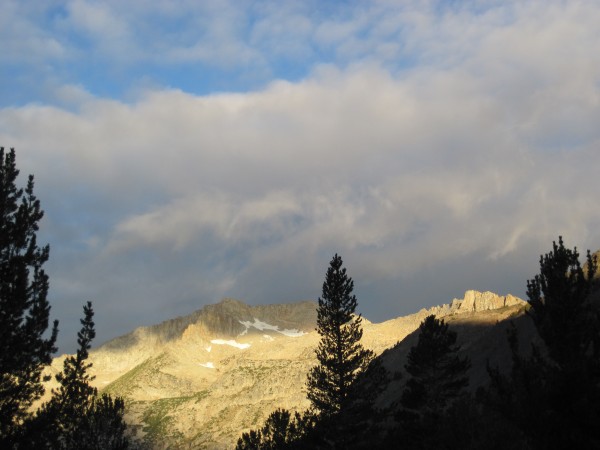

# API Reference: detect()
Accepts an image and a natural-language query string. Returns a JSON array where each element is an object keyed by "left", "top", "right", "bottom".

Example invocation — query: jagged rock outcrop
[
  {"left": 450, "top": 290, "right": 524, "bottom": 312},
  {"left": 44, "top": 290, "right": 528, "bottom": 449}
]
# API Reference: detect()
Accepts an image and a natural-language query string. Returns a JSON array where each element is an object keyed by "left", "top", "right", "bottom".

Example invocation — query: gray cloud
[{"left": 1, "top": 1, "right": 600, "bottom": 353}]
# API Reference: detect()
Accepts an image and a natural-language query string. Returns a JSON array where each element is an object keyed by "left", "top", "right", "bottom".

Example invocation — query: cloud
[
  {"left": 0, "top": 2, "right": 67, "bottom": 63},
  {"left": 1, "top": 0, "right": 600, "bottom": 353}
]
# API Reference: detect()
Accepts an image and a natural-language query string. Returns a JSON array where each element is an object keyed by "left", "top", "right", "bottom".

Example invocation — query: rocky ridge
[{"left": 45, "top": 290, "right": 527, "bottom": 449}]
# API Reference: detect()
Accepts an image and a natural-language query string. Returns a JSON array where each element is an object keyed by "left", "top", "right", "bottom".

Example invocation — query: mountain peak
[
  {"left": 452, "top": 290, "right": 525, "bottom": 313},
  {"left": 98, "top": 298, "right": 317, "bottom": 353}
]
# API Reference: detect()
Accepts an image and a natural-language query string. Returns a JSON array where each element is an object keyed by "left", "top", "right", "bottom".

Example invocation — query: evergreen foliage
[
  {"left": 388, "top": 315, "right": 471, "bottom": 449},
  {"left": 236, "top": 408, "right": 306, "bottom": 450},
  {"left": 24, "top": 302, "right": 129, "bottom": 449},
  {"left": 234, "top": 241, "right": 600, "bottom": 450},
  {"left": 526, "top": 236, "right": 598, "bottom": 366},
  {"left": 237, "top": 254, "right": 377, "bottom": 449},
  {"left": 0, "top": 148, "right": 129, "bottom": 448},
  {"left": 0, "top": 147, "right": 58, "bottom": 442},
  {"left": 483, "top": 326, "right": 552, "bottom": 449},
  {"left": 37, "top": 301, "right": 99, "bottom": 447},
  {"left": 486, "top": 237, "right": 600, "bottom": 449},
  {"left": 306, "top": 254, "right": 374, "bottom": 418},
  {"left": 78, "top": 394, "right": 129, "bottom": 450},
  {"left": 401, "top": 315, "right": 470, "bottom": 413}
]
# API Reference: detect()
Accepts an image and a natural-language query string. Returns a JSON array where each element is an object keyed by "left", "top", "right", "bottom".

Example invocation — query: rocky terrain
[{"left": 45, "top": 291, "right": 528, "bottom": 449}]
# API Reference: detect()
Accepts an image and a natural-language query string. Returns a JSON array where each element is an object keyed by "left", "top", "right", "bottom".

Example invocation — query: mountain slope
[{"left": 46, "top": 291, "right": 527, "bottom": 449}]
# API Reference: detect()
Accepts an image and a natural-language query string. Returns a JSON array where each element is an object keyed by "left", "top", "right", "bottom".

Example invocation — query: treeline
[
  {"left": 0, "top": 148, "right": 130, "bottom": 449},
  {"left": 237, "top": 240, "right": 600, "bottom": 449}
]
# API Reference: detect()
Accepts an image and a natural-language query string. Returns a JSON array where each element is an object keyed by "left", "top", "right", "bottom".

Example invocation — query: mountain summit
[{"left": 101, "top": 298, "right": 317, "bottom": 353}]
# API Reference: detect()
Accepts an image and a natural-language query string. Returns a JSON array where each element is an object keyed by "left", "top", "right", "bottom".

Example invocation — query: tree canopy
[
  {"left": 0, "top": 148, "right": 129, "bottom": 449},
  {"left": 0, "top": 147, "right": 58, "bottom": 442},
  {"left": 401, "top": 315, "right": 470, "bottom": 414},
  {"left": 306, "top": 254, "right": 374, "bottom": 418}
]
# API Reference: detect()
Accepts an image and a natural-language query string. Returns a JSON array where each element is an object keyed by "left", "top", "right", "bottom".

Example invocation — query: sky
[{"left": 1, "top": 0, "right": 600, "bottom": 354}]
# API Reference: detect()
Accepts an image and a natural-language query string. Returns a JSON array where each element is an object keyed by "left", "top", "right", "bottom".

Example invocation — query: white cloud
[{"left": 2, "top": 0, "right": 600, "bottom": 353}]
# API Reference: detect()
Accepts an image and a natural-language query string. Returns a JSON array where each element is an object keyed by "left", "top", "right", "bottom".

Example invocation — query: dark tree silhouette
[
  {"left": 0, "top": 147, "right": 58, "bottom": 442},
  {"left": 1, "top": 148, "right": 128, "bottom": 448},
  {"left": 486, "top": 237, "right": 600, "bottom": 449},
  {"left": 526, "top": 236, "right": 598, "bottom": 366},
  {"left": 306, "top": 254, "right": 374, "bottom": 418},
  {"left": 390, "top": 315, "right": 470, "bottom": 449},
  {"left": 78, "top": 393, "right": 129, "bottom": 450},
  {"left": 236, "top": 408, "right": 304, "bottom": 450},
  {"left": 25, "top": 302, "right": 129, "bottom": 449},
  {"left": 401, "top": 315, "right": 470, "bottom": 413},
  {"left": 38, "top": 301, "right": 98, "bottom": 447}
]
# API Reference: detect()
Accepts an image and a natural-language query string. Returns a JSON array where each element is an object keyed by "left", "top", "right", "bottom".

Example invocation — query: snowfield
[
  {"left": 199, "top": 362, "right": 215, "bottom": 369},
  {"left": 210, "top": 339, "right": 251, "bottom": 349},
  {"left": 238, "top": 318, "right": 306, "bottom": 337}
]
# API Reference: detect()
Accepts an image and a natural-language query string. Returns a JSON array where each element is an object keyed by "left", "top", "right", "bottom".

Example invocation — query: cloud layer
[{"left": 1, "top": 0, "right": 600, "bottom": 353}]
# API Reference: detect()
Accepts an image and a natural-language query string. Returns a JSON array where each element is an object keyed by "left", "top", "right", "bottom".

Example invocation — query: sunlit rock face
[
  {"left": 452, "top": 290, "right": 524, "bottom": 312},
  {"left": 45, "top": 291, "right": 528, "bottom": 449}
]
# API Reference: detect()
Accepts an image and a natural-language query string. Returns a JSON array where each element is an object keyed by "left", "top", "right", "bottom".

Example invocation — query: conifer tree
[
  {"left": 26, "top": 302, "right": 129, "bottom": 449},
  {"left": 393, "top": 315, "right": 471, "bottom": 449},
  {"left": 526, "top": 238, "right": 600, "bottom": 447},
  {"left": 77, "top": 394, "right": 129, "bottom": 450},
  {"left": 486, "top": 237, "right": 600, "bottom": 449},
  {"left": 0, "top": 147, "right": 58, "bottom": 441},
  {"left": 42, "top": 301, "right": 98, "bottom": 447},
  {"left": 401, "top": 315, "right": 470, "bottom": 413},
  {"left": 526, "top": 236, "right": 598, "bottom": 366},
  {"left": 306, "top": 254, "right": 374, "bottom": 418},
  {"left": 236, "top": 408, "right": 303, "bottom": 450}
]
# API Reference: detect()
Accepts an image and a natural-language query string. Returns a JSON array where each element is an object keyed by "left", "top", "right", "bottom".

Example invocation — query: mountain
[{"left": 45, "top": 291, "right": 528, "bottom": 449}]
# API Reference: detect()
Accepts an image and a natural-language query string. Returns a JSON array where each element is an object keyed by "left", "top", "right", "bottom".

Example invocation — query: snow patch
[
  {"left": 205, "top": 345, "right": 212, "bottom": 352},
  {"left": 199, "top": 362, "right": 215, "bottom": 369},
  {"left": 263, "top": 334, "right": 274, "bottom": 341},
  {"left": 238, "top": 318, "right": 306, "bottom": 338},
  {"left": 211, "top": 339, "right": 251, "bottom": 349},
  {"left": 279, "top": 328, "right": 306, "bottom": 337}
]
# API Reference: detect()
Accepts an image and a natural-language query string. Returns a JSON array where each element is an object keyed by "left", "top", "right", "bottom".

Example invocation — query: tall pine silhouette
[
  {"left": 486, "top": 237, "right": 600, "bottom": 449},
  {"left": 0, "top": 147, "right": 58, "bottom": 442},
  {"left": 25, "top": 302, "right": 129, "bottom": 449},
  {"left": 306, "top": 254, "right": 373, "bottom": 417},
  {"left": 1, "top": 148, "right": 128, "bottom": 448}
]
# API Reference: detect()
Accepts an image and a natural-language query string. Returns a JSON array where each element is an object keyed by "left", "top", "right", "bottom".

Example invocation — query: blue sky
[{"left": 2, "top": 0, "right": 600, "bottom": 354}]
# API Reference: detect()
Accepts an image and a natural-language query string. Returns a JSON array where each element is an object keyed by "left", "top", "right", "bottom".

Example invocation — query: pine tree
[
  {"left": 401, "top": 315, "right": 470, "bottom": 413},
  {"left": 45, "top": 301, "right": 98, "bottom": 447},
  {"left": 485, "top": 237, "right": 600, "bottom": 449},
  {"left": 77, "top": 394, "right": 129, "bottom": 450},
  {"left": 393, "top": 315, "right": 471, "bottom": 449},
  {"left": 525, "top": 237, "right": 600, "bottom": 448},
  {"left": 526, "top": 236, "right": 598, "bottom": 366},
  {"left": 0, "top": 147, "right": 58, "bottom": 441},
  {"left": 25, "top": 302, "right": 129, "bottom": 449},
  {"left": 236, "top": 408, "right": 304, "bottom": 450},
  {"left": 306, "top": 254, "right": 374, "bottom": 418}
]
